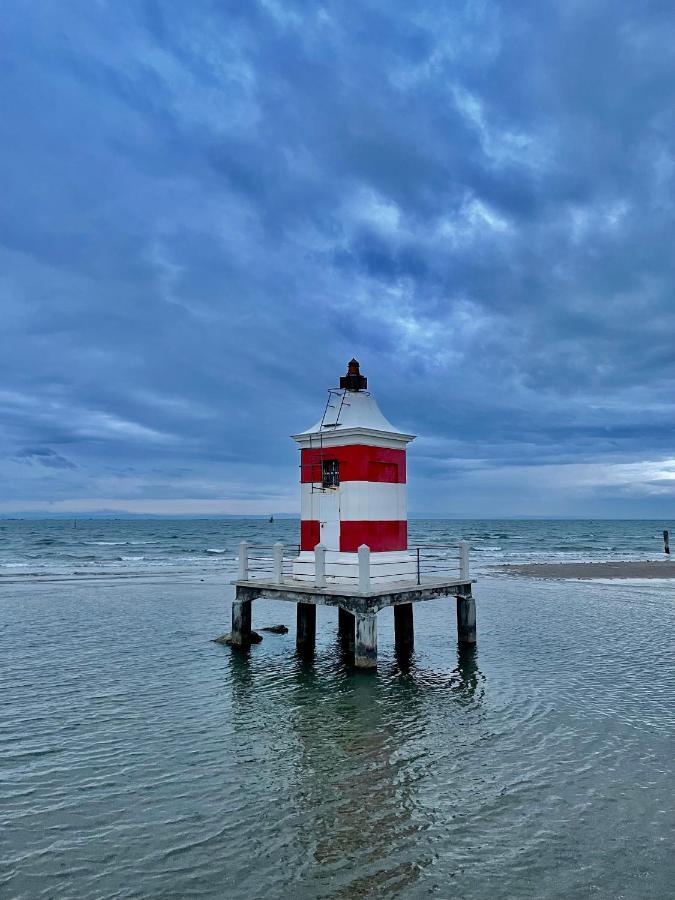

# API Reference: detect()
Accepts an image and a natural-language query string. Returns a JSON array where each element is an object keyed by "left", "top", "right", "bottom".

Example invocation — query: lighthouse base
[
  {"left": 292, "top": 550, "right": 415, "bottom": 585},
  {"left": 231, "top": 577, "right": 476, "bottom": 669}
]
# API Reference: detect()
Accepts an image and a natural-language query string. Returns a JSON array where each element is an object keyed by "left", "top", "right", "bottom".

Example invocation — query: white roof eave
[{"left": 291, "top": 426, "right": 416, "bottom": 444}]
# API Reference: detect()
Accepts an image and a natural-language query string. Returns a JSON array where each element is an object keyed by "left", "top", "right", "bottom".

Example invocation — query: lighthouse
[
  {"left": 292, "top": 359, "right": 417, "bottom": 584},
  {"left": 231, "top": 358, "right": 477, "bottom": 667}
]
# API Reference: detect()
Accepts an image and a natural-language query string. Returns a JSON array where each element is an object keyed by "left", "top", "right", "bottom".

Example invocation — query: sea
[
  {"left": 1, "top": 518, "right": 674, "bottom": 899},
  {"left": 0, "top": 517, "right": 673, "bottom": 581}
]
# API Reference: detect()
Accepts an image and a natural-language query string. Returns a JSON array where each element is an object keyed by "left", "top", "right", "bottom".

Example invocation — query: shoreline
[{"left": 494, "top": 560, "right": 675, "bottom": 579}]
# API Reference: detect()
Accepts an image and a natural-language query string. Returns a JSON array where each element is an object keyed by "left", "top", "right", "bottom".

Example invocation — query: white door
[{"left": 318, "top": 489, "right": 340, "bottom": 550}]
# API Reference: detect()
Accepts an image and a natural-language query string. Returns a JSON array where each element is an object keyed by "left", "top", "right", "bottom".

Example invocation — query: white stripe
[
  {"left": 301, "top": 481, "right": 407, "bottom": 522},
  {"left": 340, "top": 481, "right": 407, "bottom": 521}
]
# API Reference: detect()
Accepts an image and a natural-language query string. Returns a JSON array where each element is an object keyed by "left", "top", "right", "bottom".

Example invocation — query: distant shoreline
[{"left": 495, "top": 561, "right": 675, "bottom": 579}]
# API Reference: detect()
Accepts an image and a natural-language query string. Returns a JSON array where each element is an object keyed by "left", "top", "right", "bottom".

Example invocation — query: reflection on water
[
  {"left": 227, "top": 632, "right": 489, "bottom": 897},
  {"left": 1, "top": 574, "right": 674, "bottom": 899}
]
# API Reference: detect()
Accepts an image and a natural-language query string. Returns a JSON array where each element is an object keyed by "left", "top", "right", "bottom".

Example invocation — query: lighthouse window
[{"left": 322, "top": 459, "right": 340, "bottom": 488}]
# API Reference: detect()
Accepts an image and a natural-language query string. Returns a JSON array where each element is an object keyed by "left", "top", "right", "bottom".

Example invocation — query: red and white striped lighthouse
[{"left": 292, "top": 359, "right": 416, "bottom": 583}]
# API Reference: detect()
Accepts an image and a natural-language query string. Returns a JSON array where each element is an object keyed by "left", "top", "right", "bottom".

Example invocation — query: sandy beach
[{"left": 495, "top": 560, "right": 675, "bottom": 579}]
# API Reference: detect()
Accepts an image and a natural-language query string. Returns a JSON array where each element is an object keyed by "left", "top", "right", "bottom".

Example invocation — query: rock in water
[
  {"left": 212, "top": 631, "right": 263, "bottom": 645},
  {"left": 260, "top": 624, "right": 289, "bottom": 634}
]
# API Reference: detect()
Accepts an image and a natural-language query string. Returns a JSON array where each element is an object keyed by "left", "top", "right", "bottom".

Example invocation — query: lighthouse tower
[{"left": 292, "top": 359, "right": 416, "bottom": 584}]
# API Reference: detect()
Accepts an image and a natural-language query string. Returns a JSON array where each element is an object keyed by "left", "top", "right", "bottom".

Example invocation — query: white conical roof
[{"left": 297, "top": 389, "right": 410, "bottom": 437}]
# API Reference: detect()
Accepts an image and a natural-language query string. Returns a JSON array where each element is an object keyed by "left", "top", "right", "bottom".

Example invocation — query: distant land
[{"left": 0, "top": 512, "right": 672, "bottom": 522}]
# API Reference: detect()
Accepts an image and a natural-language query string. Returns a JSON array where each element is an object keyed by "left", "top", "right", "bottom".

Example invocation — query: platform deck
[{"left": 234, "top": 576, "right": 475, "bottom": 613}]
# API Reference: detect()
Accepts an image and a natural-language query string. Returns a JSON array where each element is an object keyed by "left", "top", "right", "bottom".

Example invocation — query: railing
[
  {"left": 237, "top": 541, "right": 470, "bottom": 588},
  {"left": 239, "top": 543, "right": 300, "bottom": 582},
  {"left": 409, "top": 543, "right": 470, "bottom": 584}
]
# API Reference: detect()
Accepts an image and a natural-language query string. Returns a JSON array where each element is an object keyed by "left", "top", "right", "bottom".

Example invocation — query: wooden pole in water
[{"left": 664, "top": 530, "right": 670, "bottom": 555}]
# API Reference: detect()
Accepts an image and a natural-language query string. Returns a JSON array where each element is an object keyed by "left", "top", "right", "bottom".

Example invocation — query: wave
[{"left": 83, "top": 541, "right": 129, "bottom": 546}]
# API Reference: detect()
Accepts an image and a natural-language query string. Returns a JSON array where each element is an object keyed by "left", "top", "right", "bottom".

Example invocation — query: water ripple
[{"left": 1, "top": 569, "right": 674, "bottom": 898}]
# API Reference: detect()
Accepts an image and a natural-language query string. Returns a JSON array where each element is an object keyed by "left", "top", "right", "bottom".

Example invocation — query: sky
[{"left": 1, "top": 0, "right": 674, "bottom": 518}]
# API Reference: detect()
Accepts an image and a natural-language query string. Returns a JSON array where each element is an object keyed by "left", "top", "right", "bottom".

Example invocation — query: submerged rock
[
  {"left": 212, "top": 631, "right": 263, "bottom": 645},
  {"left": 260, "top": 624, "right": 289, "bottom": 634}
]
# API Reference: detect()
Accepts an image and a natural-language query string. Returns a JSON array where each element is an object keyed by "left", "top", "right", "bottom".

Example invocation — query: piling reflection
[
  {"left": 451, "top": 644, "right": 484, "bottom": 703},
  {"left": 226, "top": 644, "right": 254, "bottom": 699},
  {"left": 224, "top": 636, "right": 486, "bottom": 897},
  {"left": 288, "top": 669, "right": 428, "bottom": 896}
]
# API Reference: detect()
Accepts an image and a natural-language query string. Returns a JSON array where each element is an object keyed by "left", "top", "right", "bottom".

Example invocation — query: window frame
[{"left": 321, "top": 458, "right": 340, "bottom": 489}]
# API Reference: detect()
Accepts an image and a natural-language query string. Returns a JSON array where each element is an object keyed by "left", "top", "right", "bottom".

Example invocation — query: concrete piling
[
  {"left": 456, "top": 594, "right": 476, "bottom": 645},
  {"left": 393, "top": 603, "right": 414, "bottom": 650},
  {"left": 231, "top": 599, "right": 252, "bottom": 646},
  {"left": 338, "top": 607, "right": 355, "bottom": 647},
  {"left": 355, "top": 612, "right": 377, "bottom": 669},
  {"left": 296, "top": 602, "right": 316, "bottom": 650}
]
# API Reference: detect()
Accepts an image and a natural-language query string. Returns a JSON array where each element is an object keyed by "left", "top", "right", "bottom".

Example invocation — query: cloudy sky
[{"left": 1, "top": 1, "right": 674, "bottom": 517}]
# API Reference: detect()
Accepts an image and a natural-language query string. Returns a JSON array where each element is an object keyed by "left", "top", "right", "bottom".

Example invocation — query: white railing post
[
  {"left": 273, "top": 541, "right": 284, "bottom": 584},
  {"left": 314, "top": 543, "right": 326, "bottom": 587},
  {"left": 238, "top": 541, "right": 249, "bottom": 581},
  {"left": 358, "top": 544, "right": 371, "bottom": 592},
  {"left": 459, "top": 540, "right": 469, "bottom": 581}
]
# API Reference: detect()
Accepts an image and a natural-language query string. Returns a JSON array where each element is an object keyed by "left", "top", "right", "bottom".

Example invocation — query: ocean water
[
  {"left": 0, "top": 517, "right": 673, "bottom": 582},
  {"left": 1, "top": 519, "right": 674, "bottom": 899}
]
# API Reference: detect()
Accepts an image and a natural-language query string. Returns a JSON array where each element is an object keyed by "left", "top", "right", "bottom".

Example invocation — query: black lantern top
[{"left": 339, "top": 358, "right": 368, "bottom": 392}]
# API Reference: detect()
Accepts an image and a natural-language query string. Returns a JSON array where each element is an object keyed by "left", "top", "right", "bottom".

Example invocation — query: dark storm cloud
[
  {"left": 13, "top": 448, "right": 77, "bottom": 470},
  {"left": 1, "top": 0, "right": 674, "bottom": 515}
]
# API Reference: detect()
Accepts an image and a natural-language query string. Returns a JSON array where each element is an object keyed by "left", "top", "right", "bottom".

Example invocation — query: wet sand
[{"left": 495, "top": 560, "right": 675, "bottom": 579}]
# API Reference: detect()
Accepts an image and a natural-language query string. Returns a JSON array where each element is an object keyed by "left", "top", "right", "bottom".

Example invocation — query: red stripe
[
  {"left": 300, "top": 446, "right": 406, "bottom": 484},
  {"left": 300, "top": 519, "right": 408, "bottom": 552},
  {"left": 340, "top": 520, "right": 407, "bottom": 552},
  {"left": 300, "top": 520, "right": 321, "bottom": 551}
]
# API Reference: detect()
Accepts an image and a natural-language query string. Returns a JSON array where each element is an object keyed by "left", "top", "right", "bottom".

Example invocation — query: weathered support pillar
[
  {"left": 338, "top": 606, "right": 354, "bottom": 647},
  {"left": 296, "top": 602, "right": 316, "bottom": 650},
  {"left": 231, "top": 598, "right": 252, "bottom": 646},
  {"left": 456, "top": 594, "right": 476, "bottom": 645},
  {"left": 355, "top": 612, "right": 377, "bottom": 669},
  {"left": 394, "top": 603, "right": 414, "bottom": 650}
]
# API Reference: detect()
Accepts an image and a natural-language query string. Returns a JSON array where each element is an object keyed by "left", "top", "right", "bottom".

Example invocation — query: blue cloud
[{"left": 1, "top": 1, "right": 674, "bottom": 515}]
